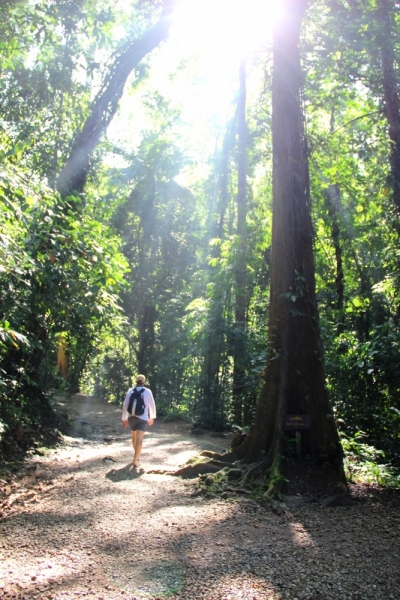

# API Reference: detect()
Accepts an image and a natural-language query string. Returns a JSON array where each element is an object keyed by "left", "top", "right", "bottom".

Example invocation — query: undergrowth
[{"left": 341, "top": 431, "right": 400, "bottom": 488}]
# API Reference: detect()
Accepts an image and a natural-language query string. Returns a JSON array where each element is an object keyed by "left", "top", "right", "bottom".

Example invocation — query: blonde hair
[{"left": 136, "top": 374, "right": 146, "bottom": 384}]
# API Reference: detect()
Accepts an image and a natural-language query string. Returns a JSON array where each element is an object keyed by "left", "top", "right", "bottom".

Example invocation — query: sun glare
[
  {"left": 163, "top": 0, "right": 283, "bottom": 124},
  {"left": 108, "top": 0, "right": 283, "bottom": 169},
  {"left": 172, "top": 0, "right": 282, "bottom": 60},
  {"left": 163, "top": 0, "right": 283, "bottom": 133}
]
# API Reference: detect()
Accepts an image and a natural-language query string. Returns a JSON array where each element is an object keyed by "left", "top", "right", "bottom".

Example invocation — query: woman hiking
[{"left": 122, "top": 374, "right": 156, "bottom": 467}]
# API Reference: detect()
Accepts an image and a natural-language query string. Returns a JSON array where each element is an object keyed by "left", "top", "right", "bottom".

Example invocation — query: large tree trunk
[
  {"left": 232, "top": 57, "right": 248, "bottom": 425},
  {"left": 378, "top": 0, "right": 400, "bottom": 224},
  {"left": 56, "top": 0, "right": 175, "bottom": 198},
  {"left": 233, "top": 0, "right": 343, "bottom": 484}
]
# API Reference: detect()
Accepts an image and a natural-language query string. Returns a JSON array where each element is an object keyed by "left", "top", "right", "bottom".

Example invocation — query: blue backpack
[{"left": 127, "top": 387, "right": 146, "bottom": 416}]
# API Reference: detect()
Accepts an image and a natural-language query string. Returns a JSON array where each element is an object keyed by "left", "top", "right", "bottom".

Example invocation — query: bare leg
[
  {"left": 132, "top": 430, "right": 145, "bottom": 466},
  {"left": 131, "top": 430, "right": 137, "bottom": 461}
]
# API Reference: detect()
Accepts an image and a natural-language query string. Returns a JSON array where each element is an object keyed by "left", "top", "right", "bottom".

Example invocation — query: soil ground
[{"left": 1, "top": 393, "right": 399, "bottom": 600}]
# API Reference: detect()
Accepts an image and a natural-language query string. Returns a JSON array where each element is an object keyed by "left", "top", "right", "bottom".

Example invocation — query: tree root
[
  {"left": 224, "top": 486, "right": 251, "bottom": 495},
  {"left": 147, "top": 463, "right": 220, "bottom": 478},
  {"left": 159, "top": 447, "right": 285, "bottom": 500},
  {"left": 200, "top": 450, "right": 236, "bottom": 463},
  {"left": 240, "top": 460, "right": 264, "bottom": 484},
  {"left": 173, "top": 462, "right": 222, "bottom": 478},
  {"left": 263, "top": 454, "right": 285, "bottom": 499}
]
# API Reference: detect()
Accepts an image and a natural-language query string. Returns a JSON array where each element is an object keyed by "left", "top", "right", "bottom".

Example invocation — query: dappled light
[
  {"left": 1, "top": 394, "right": 400, "bottom": 599},
  {"left": 1, "top": 0, "right": 400, "bottom": 598},
  {"left": 288, "top": 521, "right": 315, "bottom": 549}
]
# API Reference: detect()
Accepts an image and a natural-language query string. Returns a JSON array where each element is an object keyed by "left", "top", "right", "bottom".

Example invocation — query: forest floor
[{"left": 0, "top": 393, "right": 400, "bottom": 600}]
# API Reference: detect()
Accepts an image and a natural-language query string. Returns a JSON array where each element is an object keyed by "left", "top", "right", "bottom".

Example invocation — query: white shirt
[{"left": 121, "top": 386, "right": 156, "bottom": 422}]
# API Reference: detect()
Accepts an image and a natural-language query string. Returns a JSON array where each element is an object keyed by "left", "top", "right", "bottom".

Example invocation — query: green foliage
[
  {"left": 1, "top": 0, "right": 400, "bottom": 487},
  {"left": 162, "top": 405, "right": 190, "bottom": 422},
  {"left": 341, "top": 431, "right": 400, "bottom": 488},
  {"left": 80, "top": 324, "right": 133, "bottom": 404},
  {"left": 324, "top": 324, "right": 400, "bottom": 464},
  {"left": 106, "top": 108, "right": 202, "bottom": 413},
  {"left": 0, "top": 0, "right": 160, "bottom": 183},
  {"left": 0, "top": 155, "right": 128, "bottom": 454},
  {"left": 305, "top": 0, "right": 400, "bottom": 471}
]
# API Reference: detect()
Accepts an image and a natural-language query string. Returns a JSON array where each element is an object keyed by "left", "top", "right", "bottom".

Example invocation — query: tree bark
[
  {"left": 378, "top": 0, "right": 400, "bottom": 223},
  {"left": 56, "top": 0, "right": 175, "bottom": 198},
  {"left": 324, "top": 183, "right": 345, "bottom": 333},
  {"left": 232, "top": 57, "right": 248, "bottom": 425},
  {"left": 233, "top": 0, "right": 343, "bottom": 479}
]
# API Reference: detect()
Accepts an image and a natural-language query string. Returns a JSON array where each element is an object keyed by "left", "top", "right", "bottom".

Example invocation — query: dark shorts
[{"left": 128, "top": 416, "right": 148, "bottom": 432}]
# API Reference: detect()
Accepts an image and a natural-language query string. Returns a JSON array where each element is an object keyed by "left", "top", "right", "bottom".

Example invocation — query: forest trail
[{"left": 0, "top": 394, "right": 399, "bottom": 600}]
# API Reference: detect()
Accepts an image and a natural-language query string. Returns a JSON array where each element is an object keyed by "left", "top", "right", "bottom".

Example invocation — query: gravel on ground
[{"left": 0, "top": 393, "right": 399, "bottom": 600}]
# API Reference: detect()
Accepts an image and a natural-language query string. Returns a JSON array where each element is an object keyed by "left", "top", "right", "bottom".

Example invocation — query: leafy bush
[
  {"left": 0, "top": 158, "right": 128, "bottom": 457},
  {"left": 162, "top": 405, "right": 190, "bottom": 422},
  {"left": 341, "top": 431, "right": 400, "bottom": 488},
  {"left": 324, "top": 324, "right": 400, "bottom": 467}
]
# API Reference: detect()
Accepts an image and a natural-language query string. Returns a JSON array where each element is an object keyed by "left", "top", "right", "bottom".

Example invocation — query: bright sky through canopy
[
  {"left": 171, "top": 0, "right": 283, "bottom": 60},
  {"left": 109, "top": 0, "right": 282, "bottom": 170},
  {"left": 168, "top": 0, "right": 283, "bottom": 117}
]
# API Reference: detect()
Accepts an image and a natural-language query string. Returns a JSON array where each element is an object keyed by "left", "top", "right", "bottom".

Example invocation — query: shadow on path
[{"left": 105, "top": 463, "right": 145, "bottom": 482}]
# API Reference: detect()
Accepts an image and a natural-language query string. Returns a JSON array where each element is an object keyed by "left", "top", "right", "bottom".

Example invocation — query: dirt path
[{"left": 1, "top": 393, "right": 399, "bottom": 600}]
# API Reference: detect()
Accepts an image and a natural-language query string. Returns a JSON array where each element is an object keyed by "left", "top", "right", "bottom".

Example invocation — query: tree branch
[
  {"left": 330, "top": 110, "right": 383, "bottom": 135},
  {"left": 57, "top": 0, "right": 175, "bottom": 199}
]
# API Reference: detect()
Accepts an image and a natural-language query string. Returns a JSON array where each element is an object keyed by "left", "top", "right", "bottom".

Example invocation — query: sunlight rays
[{"left": 108, "top": 0, "right": 283, "bottom": 168}]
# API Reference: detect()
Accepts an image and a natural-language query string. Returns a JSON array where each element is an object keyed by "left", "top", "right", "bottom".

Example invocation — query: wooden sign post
[{"left": 284, "top": 415, "right": 311, "bottom": 457}]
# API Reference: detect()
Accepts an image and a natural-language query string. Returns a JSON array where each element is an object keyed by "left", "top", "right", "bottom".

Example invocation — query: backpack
[{"left": 127, "top": 387, "right": 146, "bottom": 416}]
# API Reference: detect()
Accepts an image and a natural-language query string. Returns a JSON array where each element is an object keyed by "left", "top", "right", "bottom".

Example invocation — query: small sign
[{"left": 284, "top": 414, "right": 311, "bottom": 430}]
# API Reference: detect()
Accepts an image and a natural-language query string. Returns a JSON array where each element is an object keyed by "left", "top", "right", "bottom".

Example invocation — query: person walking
[{"left": 122, "top": 374, "right": 156, "bottom": 467}]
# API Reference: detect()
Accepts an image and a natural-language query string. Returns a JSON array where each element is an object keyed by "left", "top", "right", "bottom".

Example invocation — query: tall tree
[
  {"left": 377, "top": 0, "right": 400, "bottom": 227},
  {"left": 56, "top": 0, "right": 175, "bottom": 198},
  {"left": 233, "top": 0, "right": 344, "bottom": 492},
  {"left": 196, "top": 119, "right": 237, "bottom": 430},
  {"left": 232, "top": 57, "right": 249, "bottom": 426},
  {"left": 112, "top": 119, "right": 198, "bottom": 406}
]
